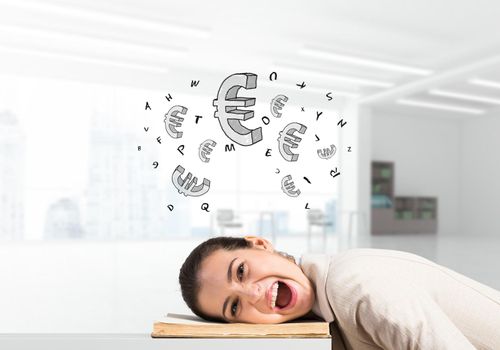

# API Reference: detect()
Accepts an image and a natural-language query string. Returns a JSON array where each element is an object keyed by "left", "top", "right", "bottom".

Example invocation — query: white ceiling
[{"left": 0, "top": 0, "right": 499, "bottom": 117}]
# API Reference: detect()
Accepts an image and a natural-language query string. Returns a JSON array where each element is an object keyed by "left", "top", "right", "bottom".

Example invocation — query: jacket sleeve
[{"left": 354, "top": 284, "right": 476, "bottom": 350}]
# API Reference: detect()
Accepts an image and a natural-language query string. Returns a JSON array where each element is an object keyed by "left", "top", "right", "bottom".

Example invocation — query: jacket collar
[{"left": 299, "top": 254, "right": 335, "bottom": 322}]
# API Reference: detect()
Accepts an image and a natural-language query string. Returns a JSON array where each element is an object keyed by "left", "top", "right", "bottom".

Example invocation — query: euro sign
[
  {"left": 317, "top": 144, "right": 337, "bottom": 159},
  {"left": 281, "top": 175, "right": 301, "bottom": 197},
  {"left": 277, "top": 122, "right": 307, "bottom": 162},
  {"left": 199, "top": 139, "right": 217, "bottom": 163},
  {"left": 213, "top": 73, "right": 262, "bottom": 146},
  {"left": 270, "top": 94, "right": 288, "bottom": 118},
  {"left": 172, "top": 165, "right": 210, "bottom": 197},
  {"left": 165, "top": 105, "right": 187, "bottom": 139}
]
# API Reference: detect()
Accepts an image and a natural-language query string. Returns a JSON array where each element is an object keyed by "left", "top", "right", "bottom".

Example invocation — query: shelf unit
[
  {"left": 371, "top": 161, "right": 394, "bottom": 198},
  {"left": 371, "top": 161, "right": 395, "bottom": 234},
  {"left": 371, "top": 161, "right": 438, "bottom": 234}
]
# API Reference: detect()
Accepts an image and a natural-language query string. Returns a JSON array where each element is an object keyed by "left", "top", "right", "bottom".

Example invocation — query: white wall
[
  {"left": 459, "top": 110, "right": 500, "bottom": 236},
  {"left": 370, "top": 108, "right": 461, "bottom": 235}
]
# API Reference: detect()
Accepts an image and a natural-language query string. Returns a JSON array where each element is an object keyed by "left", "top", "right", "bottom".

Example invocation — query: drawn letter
[
  {"left": 316, "top": 111, "right": 323, "bottom": 121},
  {"left": 177, "top": 145, "right": 185, "bottom": 155},
  {"left": 225, "top": 144, "right": 236, "bottom": 152},
  {"left": 330, "top": 168, "right": 341, "bottom": 179}
]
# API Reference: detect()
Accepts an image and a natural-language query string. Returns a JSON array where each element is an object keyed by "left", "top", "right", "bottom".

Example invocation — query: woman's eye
[
  {"left": 237, "top": 263, "right": 245, "bottom": 281},
  {"left": 231, "top": 299, "right": 239, "bottom": 316}
]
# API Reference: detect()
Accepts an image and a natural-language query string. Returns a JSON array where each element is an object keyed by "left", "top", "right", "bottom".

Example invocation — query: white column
[{"left": 338, "top": 101, "right": 371, "bottom": 248}]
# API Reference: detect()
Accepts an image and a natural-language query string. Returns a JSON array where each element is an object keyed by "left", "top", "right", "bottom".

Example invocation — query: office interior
[{"left": 1, "top": 0, "right": 499, "bottom": 336}]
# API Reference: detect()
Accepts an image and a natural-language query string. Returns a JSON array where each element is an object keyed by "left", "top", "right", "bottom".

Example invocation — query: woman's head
[{"left": 178, "top": 235, "right": 315, "bottom": 324}]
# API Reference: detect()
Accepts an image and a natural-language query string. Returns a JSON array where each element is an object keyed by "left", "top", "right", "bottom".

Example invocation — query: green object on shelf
[
  {"left": 421, "top": 211, "right": 434, "bottom": 219},
  {"left": 402, "top": 211, "right": 413, "bottom": 220},
  {"left": 419, "top": 199, "right": 436, "bottom": 209},
  {"left": 371, "top": 194, "right": 393, "bottom": 208},
  {"left": 395, "top": 210, "right": 413, "bottom": 220},
  {"left": 380, "top": 168, "right": 392, "bottom": 178}
]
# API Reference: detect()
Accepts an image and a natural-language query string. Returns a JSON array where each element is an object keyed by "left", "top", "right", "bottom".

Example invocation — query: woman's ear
[{"left": 244, "top": 235, "right": 274, "bottom": 252}]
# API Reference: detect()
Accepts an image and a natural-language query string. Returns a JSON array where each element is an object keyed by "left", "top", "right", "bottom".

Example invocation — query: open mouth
[
  {"left": 276, "top": 281, "right": 292, "bottom": 308},
  {"left": 269, "top": 281, "right": 296, "bottom": 310}
]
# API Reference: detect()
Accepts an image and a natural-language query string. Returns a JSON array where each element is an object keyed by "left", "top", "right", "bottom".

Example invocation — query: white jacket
[{"left": 300, "top": 249, "right": 500, "bottom": 350}]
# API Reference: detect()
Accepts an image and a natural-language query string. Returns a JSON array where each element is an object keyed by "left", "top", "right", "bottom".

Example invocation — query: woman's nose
[{"left": 238, "top": 283, "right": 262, "bottom": 304}]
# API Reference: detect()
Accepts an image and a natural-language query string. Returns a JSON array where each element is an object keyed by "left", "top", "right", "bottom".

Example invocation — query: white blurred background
[{"left": 0, "top": 0, "right": 499, "bottom": 333}]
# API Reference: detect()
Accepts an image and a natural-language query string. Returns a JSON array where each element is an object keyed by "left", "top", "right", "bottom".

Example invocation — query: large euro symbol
[{"left": 213, "top": 73, "right": 262, "bottom": 146}]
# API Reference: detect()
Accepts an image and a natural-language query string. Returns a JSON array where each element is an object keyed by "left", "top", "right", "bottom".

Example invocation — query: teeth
[{"left": 271, "top": 282, "right": 279, "bottom": 308}]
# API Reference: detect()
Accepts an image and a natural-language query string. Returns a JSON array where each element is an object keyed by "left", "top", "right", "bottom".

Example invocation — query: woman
[{"left": 179, "top": 235, "right": 500, "bottom": 350}]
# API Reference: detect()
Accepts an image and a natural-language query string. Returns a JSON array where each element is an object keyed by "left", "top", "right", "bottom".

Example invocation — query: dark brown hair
[
  {"left": 179, "top": 236, "right": 297, "bottom": 322},
  {"left": 178, "top": 236, "right": 252, "bottom": 322}
]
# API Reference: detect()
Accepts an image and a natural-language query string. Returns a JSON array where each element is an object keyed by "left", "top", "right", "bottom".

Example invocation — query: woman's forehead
[
  {"left": 197, "top": 251, "right": 240, "bottom": 297},
  {"left": 206, "top": 247, "right": 258, "bottom": 262},
  {"left": 202, "top": 248, "right": 243, "bottom": 271}
]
